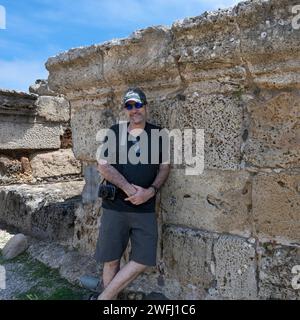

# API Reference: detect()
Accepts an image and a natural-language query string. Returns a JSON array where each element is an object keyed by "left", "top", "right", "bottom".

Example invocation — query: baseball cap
[{"left": 123, "top": 88, "right": 147, "bottom": 105}]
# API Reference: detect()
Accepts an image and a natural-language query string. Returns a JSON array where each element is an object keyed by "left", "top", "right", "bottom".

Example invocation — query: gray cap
[{"left": 123, "top": 88, "right": 147, "bottom": 105}]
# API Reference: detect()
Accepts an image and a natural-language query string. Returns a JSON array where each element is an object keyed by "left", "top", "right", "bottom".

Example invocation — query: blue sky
[{"left": 0, "top": 0, "right": 240, "bottom": 92}]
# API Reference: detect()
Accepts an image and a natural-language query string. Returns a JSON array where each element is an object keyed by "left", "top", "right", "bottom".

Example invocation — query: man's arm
[
  {"left": 97, "top": 160, "right": 137, "bottom": 197},
  {"left": 150, "top": 163, "right": 171, "bottom": 191},
  {"left": 125, "top": 163, "right": 171, "bottom": 205}
]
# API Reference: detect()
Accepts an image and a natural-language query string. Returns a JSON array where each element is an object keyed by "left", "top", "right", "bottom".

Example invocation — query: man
[{"left": 95, "top": 87, "right": 170, "bottom": 300}]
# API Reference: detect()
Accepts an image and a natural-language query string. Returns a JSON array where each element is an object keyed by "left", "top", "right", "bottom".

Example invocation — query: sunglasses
[{"left": 124, "top": 101, "right": 144, "bottom": 110}]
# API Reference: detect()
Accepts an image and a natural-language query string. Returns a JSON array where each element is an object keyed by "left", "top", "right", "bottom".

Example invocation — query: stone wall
[
  {"left": 0, "top": 88, "right": 84, "bottom": 246},
  {"left": 9, "top": 0, "right": 298, "bottom": 299}
]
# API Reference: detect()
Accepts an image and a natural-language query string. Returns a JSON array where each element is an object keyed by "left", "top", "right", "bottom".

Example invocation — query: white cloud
[{"left": 0, "top": 59, "right": 48, "bottom": 92}]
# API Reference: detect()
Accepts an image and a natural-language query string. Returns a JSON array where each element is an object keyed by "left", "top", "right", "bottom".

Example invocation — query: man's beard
[{"left": 130, "top": 113, "right": 144, "bottom": 123}]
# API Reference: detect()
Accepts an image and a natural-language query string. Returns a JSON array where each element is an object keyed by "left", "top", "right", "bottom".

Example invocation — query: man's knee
[
  {"left": 131, "top": 260, "right": 148, "bottom": 272},
  {"left": 104, "top": 259, "right": 120, "bottom": 268}
]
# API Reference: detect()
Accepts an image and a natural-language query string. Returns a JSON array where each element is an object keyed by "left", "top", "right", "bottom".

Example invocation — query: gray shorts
[{"left": 94, "top": 208, "right": 158, "bottom": 267}]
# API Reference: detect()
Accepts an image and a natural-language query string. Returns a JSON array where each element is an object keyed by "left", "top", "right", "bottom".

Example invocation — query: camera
[{"left": 98, "top": 183, "right": 116, "bottom": 200}]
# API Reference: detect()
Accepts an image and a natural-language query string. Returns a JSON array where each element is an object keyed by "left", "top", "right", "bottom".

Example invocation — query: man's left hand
[{"left": 124, "top": 184, "right": 155, "bottom": 205}]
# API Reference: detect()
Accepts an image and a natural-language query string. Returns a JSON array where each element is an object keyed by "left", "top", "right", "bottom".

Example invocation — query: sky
[{"left": 0, "top": 0, "right": 240, "bottom": 92}]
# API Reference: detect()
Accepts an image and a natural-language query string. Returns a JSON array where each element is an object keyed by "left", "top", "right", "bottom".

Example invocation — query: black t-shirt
[{"left": 100, "top": 121, "right": 167, "bottom": 213}]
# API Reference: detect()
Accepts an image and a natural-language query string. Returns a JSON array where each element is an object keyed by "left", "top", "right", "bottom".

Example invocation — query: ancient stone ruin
[{"left": 0, "top": 0, "right": 299, "bottom": 299}]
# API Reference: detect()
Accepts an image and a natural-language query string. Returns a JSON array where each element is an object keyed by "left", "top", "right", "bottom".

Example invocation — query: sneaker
[{"left": 79, "top": 275, "right": 103, "bottom": 293}]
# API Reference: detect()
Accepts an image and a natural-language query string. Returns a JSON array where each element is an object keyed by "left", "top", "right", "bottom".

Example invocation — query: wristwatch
[{"left": 150, "top": 184, "right": 159, "bottom": 195}]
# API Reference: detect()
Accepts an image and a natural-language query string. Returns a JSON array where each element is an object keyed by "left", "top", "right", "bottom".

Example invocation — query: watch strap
[{"left": 150, "top": 184, "right": 158, "bottom": 194}]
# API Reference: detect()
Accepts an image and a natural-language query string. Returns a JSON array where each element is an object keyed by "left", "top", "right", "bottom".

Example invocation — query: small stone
[{"left": 2, "top": 234, "right": 29, "bottom": 260}]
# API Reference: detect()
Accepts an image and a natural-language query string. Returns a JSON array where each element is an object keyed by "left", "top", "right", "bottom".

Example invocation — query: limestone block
[
  {"left": 252, "top": 172, "right": 300, "bottom": 244},
  {"left": 46, "top": 27, "right": 179, "bottom": 94},
  {"left": 163, "top": 225, "right": 258, "bottom": 299},
  {"left": 214, "top": 234, "right": 257, "bottom": 299},
  {"left": 0, "top": 90, "right": 63, "bottom": 150},
  {"left": 0, "top": 90, "right": 37, "bottom": 114},
  {"left": 258, "top": 242, "right": 300, "bottom": 300},
  {"left": 162, "top": 224, "right": 217, "bottom": 289},
  {"left": 236, "top": 0, "right": 300, "bottom": 89},
  {"left": 72, "top": 201, "right": 102, "bottom": 255},
  {"left": 161, "top": 169, "right": 252, "bottom": 237},
  {"left": 70, "top": 104, "right": 116, "bottom": 161},
  {"left": 2, "top": 234, "right": 29, "bottom": 260},
  {"left": 30, "top": 149, "right": 81, "bottom": 179},
  {"left": 46, "top": 45, "right": 106, "bottom": 93},
  {"left": 171, "top": 6, "right": 242, "bottom": 71},
  {"left": 149, "top": 93, "right": 244, "bottom": 170},
  {"left": 102, "top": 27, "right": 178, "bottom": 86},
  {"left": 0, "top": 116, "right": 62, "bottom": 150},
  {"left": 0, "top": 181, "right": 85, "bottom": 242},
  {"left": 244, "top": 92, "right": 300, "bottom": 168},
  {"left": 170, "top": 6, "right": 248, "bottom": 94},
  {"left": 35, "top": 96, "right": 70, "bottom": 122}
]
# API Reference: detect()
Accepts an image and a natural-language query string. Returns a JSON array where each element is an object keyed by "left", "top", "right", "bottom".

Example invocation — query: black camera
[{"left": 98, "top": 183, "right": 116, "bottom": 200}]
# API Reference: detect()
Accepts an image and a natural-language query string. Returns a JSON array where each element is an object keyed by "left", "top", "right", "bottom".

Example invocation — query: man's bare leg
[
  {"left": 102, "top": 259, "right": 121, "bottom": 289},
  {"left": 98, "top": 260, "right": 147, "bottom": 300}
]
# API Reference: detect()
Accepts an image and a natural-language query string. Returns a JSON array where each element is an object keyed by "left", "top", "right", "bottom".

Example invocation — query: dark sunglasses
[{"left": 124, "top": 101, "right": 144, "bottom": 110}]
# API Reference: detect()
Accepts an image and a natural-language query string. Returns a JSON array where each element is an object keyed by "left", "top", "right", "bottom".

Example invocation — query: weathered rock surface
[
  {"left": 29, "top": 79, "right": 56, "bottom": 96},
  {"left": 0, "top": 181, "right": 84, "bottom": 244},
  {"left": 2, "top": 0, "right": 296, "bottom": 300},
  {"left": 252, "top": 172, "right": 300, "bottom": 244},
  {"left": 42, "top": 0, "right": 300, "bottom": 300},
  {"left": 0, "top": 90, "right": 63, "bottom": 150},
  {"left": 161, "top": 169, "right": 252, "bottom": 237},
  {"left": 2, "top": 233, "right": 29, "bottom": 260},
  {"left": 34, "top": 96, "right": 70, "bottom": 123},
  {"left": 163, "top": 225, "right": 257, "bottom": 299},
  {"left": 29, "top": 149, "right": 81, "bottom": 179},
  {"left": 258, "top": 242, "right": 300, "bottom": 300}
]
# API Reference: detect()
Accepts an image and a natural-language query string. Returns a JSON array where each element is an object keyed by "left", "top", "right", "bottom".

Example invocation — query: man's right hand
[{"left": 123, "top": 183, "right": 137, "bottom": 197}]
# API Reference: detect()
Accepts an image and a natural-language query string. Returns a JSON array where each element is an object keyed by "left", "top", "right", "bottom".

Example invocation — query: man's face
[{"left": 126, "top": 101, "right": 147, "bottom": 124}]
